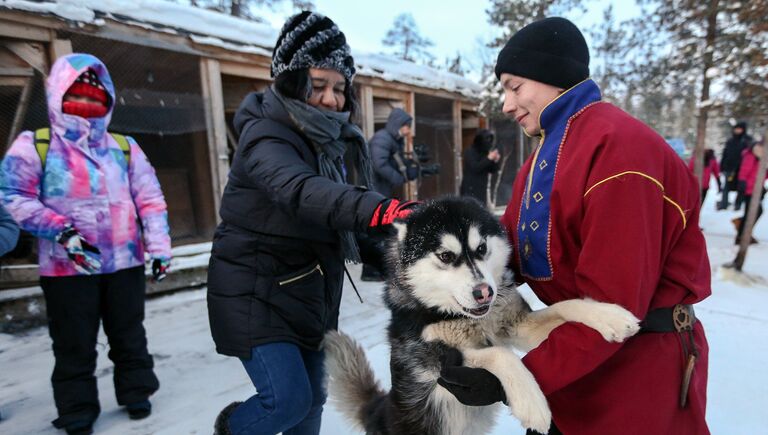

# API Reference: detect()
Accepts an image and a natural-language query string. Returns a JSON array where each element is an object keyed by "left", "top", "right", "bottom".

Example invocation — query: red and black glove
[
  {"left": 151, "top": 257, "right": 170, "bottom": 282},
  {"left": 369, "top": 199, "right": 419, "bottom": 228},
  {"left": 56, "top": 224, "right": 102, "bottom": 274}
]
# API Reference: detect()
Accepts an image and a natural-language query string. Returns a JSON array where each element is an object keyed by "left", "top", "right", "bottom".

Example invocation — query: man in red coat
[{"left": 439, "top": 17, "right": 710, "bottom": 434}]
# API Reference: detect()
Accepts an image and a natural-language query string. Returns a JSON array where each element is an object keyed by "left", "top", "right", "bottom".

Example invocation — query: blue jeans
[{"left": 228, "top": 342, "right": 326, "bottom": 435}]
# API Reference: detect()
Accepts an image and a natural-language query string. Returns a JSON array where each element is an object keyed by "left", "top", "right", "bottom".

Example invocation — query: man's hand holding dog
[{"left": 438, "top": 348, "right": 506, "bottom": 406}]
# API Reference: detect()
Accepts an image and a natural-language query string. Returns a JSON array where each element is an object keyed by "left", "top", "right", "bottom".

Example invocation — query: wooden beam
[
  {"left": 0, "top": 18, "right": 50, "bottom": 42},
  {"left": 5, "top": 76, "right": 33, "bottom": 153},
  {"left": 219, "top": 60, "right": 271, "bottom": 80},
  {"left": 453, "top": 100, "right": 463, "bottom": 195},
  {"left": 0, "top": 67, "right": 33, "bottom": 77},
  {"left": 2, "top": 41, "right": 48, "bottom": 75},
  {"left": 370, "top": 86, "right": 408, "bottom": 101},
  {"left": 355, "top": 74, "right": 479, "bottom": 104},
  {"left": 199, "top": 58, "right": 230, "bottom": 221}
]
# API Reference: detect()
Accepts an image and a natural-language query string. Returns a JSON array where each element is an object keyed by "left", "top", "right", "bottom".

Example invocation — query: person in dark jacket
[
  {"left": 460, "top": 129, "right": 501, "bottom": 207},
  {"left": 0, "top": 203, "right": 19, "bottom": 256},
  {"left": 370, "top": 108, "right": 416, "bottom": 196},
  {"left": 207, "top": 12, "right": 416, "bottom": 435},
  {"left": 361, "top": 108, "right": 417, "bottom": 281},
  {"left": 719, "top": 121, "right": 753, "bottom": 210}
]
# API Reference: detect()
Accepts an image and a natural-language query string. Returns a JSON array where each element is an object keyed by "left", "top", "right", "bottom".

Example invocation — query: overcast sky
[{"left": 258, "top": 0, "right": 642, "bottom": 80}]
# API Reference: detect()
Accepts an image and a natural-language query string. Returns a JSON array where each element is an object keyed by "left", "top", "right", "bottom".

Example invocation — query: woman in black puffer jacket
[{"left": 208, "top": 11, "right": 415, "bottom": 435}]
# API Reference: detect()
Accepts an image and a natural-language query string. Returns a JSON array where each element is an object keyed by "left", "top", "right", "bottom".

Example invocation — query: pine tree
[
  {"left": 641, "top": 0, "right": 764, "bottom": 182},
  {"left": 446, "top": 53, "right": 465, "bottom": 76},
  {"left": 382, "top": 13, "right": 435, "bottom": 64}
]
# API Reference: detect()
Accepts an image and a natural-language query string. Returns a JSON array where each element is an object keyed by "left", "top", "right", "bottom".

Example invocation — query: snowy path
[{"left": 1, "top": 191, "right": 767, "bottom": 434}]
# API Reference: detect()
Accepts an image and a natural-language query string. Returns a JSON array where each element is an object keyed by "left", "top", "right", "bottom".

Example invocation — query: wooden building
[{"left": 0, "top": 1, "right": 483, "bottom": 249}]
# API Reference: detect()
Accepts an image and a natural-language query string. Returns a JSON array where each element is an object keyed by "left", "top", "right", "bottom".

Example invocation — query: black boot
[
  {"left": 126, "top": 400, "right": 152, "bottom": 420},
  {"left": 213, "top": 401, "right": 242, "bottom": 435},
  {"left": 64, "top": 421, "right": 94, "bottom": 435}
]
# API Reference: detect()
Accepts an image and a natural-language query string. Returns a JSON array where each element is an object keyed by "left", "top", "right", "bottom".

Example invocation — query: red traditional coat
[{"left": 501, "top": 80, "right": 710, "bottom": 434}]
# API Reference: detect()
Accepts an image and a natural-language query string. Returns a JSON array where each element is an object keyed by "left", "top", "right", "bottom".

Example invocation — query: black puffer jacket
[
  {"left": 207, "top": 88, "right": 385, "bottom": 358},
  {"left": 370, "top": 108, "right": 413, "bottom": 195},
  {"left": 721, "top": 122, "right": 753, "bottom": 173},
  {"left": 460, "top": 129, "right": 499, "bottom": 206}
]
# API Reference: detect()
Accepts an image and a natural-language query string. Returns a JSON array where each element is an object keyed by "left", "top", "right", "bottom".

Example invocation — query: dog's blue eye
[
  {"left": 438, "top": 252, "right": 455, "bottom": 264},
  {"left": 476, "top": 243, "right": 487, "bottom": 256}
]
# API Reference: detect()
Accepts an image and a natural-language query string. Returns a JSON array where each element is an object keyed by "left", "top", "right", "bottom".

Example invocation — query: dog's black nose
[{"left": 472, "top": 283, "right": 494, "bottom": 304}]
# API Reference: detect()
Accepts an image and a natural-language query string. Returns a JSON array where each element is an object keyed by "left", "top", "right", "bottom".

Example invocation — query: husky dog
[{"left": 324, "top": 197, "right": 639, "bottom": 435}]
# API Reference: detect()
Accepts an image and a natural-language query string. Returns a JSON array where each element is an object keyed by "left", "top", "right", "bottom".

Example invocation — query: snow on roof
[{"left": 1, "top": 0, "right": 481, "bottom": 99}]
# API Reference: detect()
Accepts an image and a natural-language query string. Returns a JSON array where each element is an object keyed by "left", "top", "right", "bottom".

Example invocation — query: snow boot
[
  {"left": 126, "top": 400, "right": 152, "bottom": 420},
  {"left": 64, "top": 421, "right": 94, "bottom": 435},
  {"left": 213, "top": 401, "right": 242, "bottom": 435}
]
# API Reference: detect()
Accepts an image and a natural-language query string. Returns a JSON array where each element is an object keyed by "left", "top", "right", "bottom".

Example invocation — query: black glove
[{"left": 437, "top": 347, "right": 506, "bottom": 406}]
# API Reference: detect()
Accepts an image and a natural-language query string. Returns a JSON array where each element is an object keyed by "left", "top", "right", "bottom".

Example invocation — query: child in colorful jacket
[{"left": 0, "top": 53, "right": 171, "bottom": 435}]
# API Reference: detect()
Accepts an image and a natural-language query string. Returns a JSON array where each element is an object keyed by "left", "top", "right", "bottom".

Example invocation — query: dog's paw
[
  {"left": 505, "top": 377, "right": 551, "bottom": 433},
  {"left": 581, "top": 301, "right": 640, "bottom": 342}
]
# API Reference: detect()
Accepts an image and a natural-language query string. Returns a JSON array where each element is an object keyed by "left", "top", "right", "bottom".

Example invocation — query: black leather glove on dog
[{"left": 437, "top": 347, "right": 506, "bottom": 406}]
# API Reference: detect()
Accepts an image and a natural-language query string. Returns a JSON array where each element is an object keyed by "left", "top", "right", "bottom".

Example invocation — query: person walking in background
[
  {"left": 460, "top": 129, "right": 500, "bottom": 207},
  {"left": 362, "top": 107, "right": 418, "bottom": 281},
  {"left": 0, "top": 54, "right": 171, "bottom": 435},
  {"left": 689, "top": 148, "right": 721, "bottom": 206},
  {"left": 733, "top": 140, "right": 767, "bottom": 245},
  {"left": 0, "top": 203, "right": 19, "bottom": 256},
  {"left": 206, "top": 11, "right": 416, "bottom": 435},
  {"left": 370, "top": 107, "right": 417, "bottom": 197},
  {"left": 719, "top": 121, "right": 752, "bottom": 210}
]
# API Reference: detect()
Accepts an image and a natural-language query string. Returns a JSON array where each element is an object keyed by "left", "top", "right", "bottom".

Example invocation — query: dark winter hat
[
  {"left": 271, "top": 11, "right": 355, "bottom": 82},
  {"left": 494, "top": 17, "right": 590, "bottom": 89}
]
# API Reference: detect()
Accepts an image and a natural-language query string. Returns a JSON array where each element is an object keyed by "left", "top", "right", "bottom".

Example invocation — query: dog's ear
[{"left": 393, "top": 222, "right": 407, "bottom": 242}]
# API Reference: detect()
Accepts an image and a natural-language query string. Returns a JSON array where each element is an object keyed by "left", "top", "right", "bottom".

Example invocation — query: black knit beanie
[
  {"left": 271, "top": 11, "right": 355, "bottom": 82},
  {"left": 495, "top": 17, "right": 589, "bottom": 89}
]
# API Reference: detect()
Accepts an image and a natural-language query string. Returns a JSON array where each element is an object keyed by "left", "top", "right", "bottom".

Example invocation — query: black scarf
[{"left": 272, "top": 87, "right": 373, "bottom": 263}]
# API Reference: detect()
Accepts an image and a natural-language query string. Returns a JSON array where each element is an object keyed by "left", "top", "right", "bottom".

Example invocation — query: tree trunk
[
  {"left": 731, "top": 129, "right": 768, "bottom": 270},
  {"left": 231, "top": 0, "right": 243, "bottom": 17},
  {"left": 692, "top": 0, "right": 719, "bottom": 190}
]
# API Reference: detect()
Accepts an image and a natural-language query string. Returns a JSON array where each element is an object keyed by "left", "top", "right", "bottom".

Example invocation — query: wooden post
[
  {"left": 199, "top": 58, "right": 229, "bottom": 221},
  {"left": 359, "top": 85, "right": 374, "bottom": 140},
  {"left": 5, "top": 76, "right": 33, "bottom": 152},
  {"left": 405, "top": 91, "right": 417, "bottom": 200},
  {"left": 730, "top": 132, "right": 767, "bottom": 270},
  {"left": 452, "top": 100, "right": 462, "bottom": 195},
  {"left": 48, "top": 38, "right": 72, "bottom": 66}
]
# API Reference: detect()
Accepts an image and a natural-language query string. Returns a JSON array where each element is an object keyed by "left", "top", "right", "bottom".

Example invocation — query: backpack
[{"left": 33, "top": 127, "right": 131, "bottom": 168}]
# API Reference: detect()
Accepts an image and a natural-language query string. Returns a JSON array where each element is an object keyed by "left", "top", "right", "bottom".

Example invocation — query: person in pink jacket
[
  {"left": 734, "top": 141, "right": 767, "bottom": 244},
  {"left": 0, "top": 53, "right": 171, "bottom": 435},
  {"left": 689, "top": 148, "right": 722, "bottom": 205}
]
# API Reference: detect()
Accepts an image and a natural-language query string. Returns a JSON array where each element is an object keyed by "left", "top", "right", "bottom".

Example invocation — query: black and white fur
[{"left": 324, "top": 197, "right": 639, "bottom": 434}]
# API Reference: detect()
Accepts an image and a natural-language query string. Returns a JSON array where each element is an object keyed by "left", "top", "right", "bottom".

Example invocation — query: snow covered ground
[{"left": 1, "top": 190, "right": 767, "bottom": 434}]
